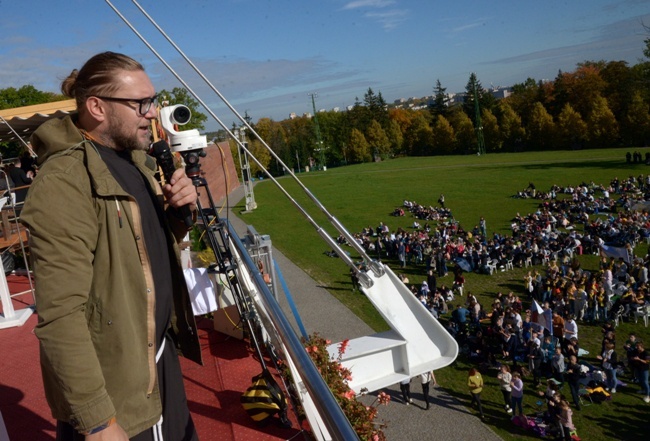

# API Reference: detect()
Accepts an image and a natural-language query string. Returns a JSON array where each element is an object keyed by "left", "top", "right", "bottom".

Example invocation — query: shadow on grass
[
  {"left": 521, "top": 159, "right": 628, "bottom": 170},
  {"left": 496, "top": 282, "right": 524, "bottom": 292},
  {"left": 583, "top": 409, "right": 647, "bottom": 441}
]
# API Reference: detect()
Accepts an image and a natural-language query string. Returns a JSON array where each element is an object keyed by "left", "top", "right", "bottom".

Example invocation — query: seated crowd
[{"left": 343, "top": 177, "right": 650, "bottom": 439}]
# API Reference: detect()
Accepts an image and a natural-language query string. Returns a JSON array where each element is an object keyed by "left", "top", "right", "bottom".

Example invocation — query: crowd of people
[
  {"left": 0, "top": 152, "right": 37, "bottom": 205},
  {"left": 344, "top": 178, "right": 650, "bottom": 439}
]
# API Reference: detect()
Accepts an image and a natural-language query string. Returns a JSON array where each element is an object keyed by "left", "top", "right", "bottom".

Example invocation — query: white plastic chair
[
  {"left": 613, "top": 305, "right": 625, "bottom": 328},
  {"left": 634, "top": 304, "right": 650, "bottom": 327}
]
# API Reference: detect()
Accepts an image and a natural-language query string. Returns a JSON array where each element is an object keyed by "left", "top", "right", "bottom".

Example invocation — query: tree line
[
  {"left": 236, "top": 59, "right": 650, "bottom": 176},
  {"left": 3, "top": 34, "right": 650, "bottom": 175},
  {"left": 224, "top": 34, "right": 650, "bottom": 176}
]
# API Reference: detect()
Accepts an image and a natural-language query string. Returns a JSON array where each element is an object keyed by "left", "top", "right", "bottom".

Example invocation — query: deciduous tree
[
  {"left": 403, "top": 111, "right": 433, "bottom": 156},
  {"left": 0, "top": 85, "right": 65, "bottom": 109},
  {"left": 621, "top": 91, "right": 650, "bottom": 146},
  {"left": 526, "top": 102, "right": 555, "bottom": 150},
  {"left": 481, "top": 109, "right": 501, "bottom": 152},
  {"left": 557, "top": 103, "right": 588, "bottom": 149},
  {"left": 587, "top": 95, "right": 619, "bottom": 148},
  {"left": 449, "top": 110, "right": 475, "bottom": 154},
  {"left": 431, "top": 115, "right": 455, "bottom": 155},
  {"left": 366, "top": 120, "right": 391, "bottom": 159},
  {"left": 348, "top": 128, "right": 371, "bottom": 163},
  {"left": 385, "top": 119, "right": 404, "bottom": 157},
  {"left": 496, "top": 101, "right": 526, "bottom": 151}
]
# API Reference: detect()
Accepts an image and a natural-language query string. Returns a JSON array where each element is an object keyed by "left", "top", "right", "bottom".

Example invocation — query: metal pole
[{"left": 110, "top": 0, "right": 383, "bottom": 278}]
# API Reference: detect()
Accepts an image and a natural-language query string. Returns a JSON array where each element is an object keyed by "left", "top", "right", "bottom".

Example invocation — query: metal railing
[{"left": 225, "top": 219, "right": 360, "bottom": 441}]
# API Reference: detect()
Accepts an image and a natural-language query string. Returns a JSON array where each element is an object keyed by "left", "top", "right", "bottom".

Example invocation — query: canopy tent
[{"left": 0, "top": 99, "right": 76, "bottom": 144}]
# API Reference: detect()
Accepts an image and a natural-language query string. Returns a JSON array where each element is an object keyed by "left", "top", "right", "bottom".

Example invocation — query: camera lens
[{"left": 172, "top": 106, "right": 191, "bottom": 124}]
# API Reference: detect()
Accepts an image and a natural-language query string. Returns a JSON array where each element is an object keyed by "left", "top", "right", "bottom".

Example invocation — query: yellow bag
[{"left": 240, "top": 369, "right": 290, "bottom": 427}]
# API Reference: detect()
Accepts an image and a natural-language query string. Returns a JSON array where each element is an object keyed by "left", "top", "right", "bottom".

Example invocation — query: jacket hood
[
  {"left": 29, "top": 114, "right": 158, "bottom": 197},
  {"left": 30, "top": 114, "right": 84, "bottom": 165}
]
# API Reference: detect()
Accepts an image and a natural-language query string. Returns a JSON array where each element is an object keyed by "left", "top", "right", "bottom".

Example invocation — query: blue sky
[{"left": 1, "top": 0, "right": 649, "bottom": 131}]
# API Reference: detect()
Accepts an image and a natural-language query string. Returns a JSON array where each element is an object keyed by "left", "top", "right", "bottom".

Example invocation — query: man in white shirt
[{"left": 563, "top": 315, "right": 579, "bottom": 349}]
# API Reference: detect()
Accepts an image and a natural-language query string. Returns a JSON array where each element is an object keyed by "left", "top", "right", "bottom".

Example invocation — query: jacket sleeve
[
  {"left": 166, "top": 206, "right": 197, "bottom": 243},
  {"left": 21, "top": 166, "right": 115, "bottom": 432}
]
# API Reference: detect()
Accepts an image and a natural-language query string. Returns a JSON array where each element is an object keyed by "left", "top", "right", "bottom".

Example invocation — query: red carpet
[{"left": 0, "top": 275, "right": 302, "bottom": 441}]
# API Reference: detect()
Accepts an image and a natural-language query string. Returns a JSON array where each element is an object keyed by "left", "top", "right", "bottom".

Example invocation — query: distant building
[
  {"left": 489, "top": 87, "right": 512, "bottom": 99},
  {"left": 286, "top": 85, "right": 513, "bottom": 118}
]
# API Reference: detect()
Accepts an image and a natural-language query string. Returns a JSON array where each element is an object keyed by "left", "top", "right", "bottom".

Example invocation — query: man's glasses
[{"left": 94, "top": 94, "right": 158, "bottom": 116}]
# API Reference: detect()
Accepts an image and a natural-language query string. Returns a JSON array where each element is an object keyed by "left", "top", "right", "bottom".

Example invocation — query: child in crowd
[
  {"left": 497, "top": 364, "right": 512, "bottom": 413},
  {"left": 559, "top": 400, "right": 576, "bottom": 441}
]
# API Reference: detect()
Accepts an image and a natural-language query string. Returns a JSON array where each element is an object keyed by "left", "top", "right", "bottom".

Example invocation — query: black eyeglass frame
[{"left": 94, "top": 94, "right": 158, "bottom": 115}]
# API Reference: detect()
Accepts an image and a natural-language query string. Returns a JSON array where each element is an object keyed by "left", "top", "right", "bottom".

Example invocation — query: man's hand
[
  {"left": 163, "top": 168, "right": 197, "bottom": 212},
  {"left": 85, "top": 423, "right": 129, "bottom": 441}
]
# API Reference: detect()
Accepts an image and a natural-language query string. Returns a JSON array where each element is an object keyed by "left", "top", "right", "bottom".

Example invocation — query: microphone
[{"left": 151, "top": 140, "right": 194, "bottom": 228}]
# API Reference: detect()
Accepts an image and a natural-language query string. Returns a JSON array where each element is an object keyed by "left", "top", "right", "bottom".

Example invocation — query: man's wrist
[{"left": 81, "top": 417, "right": 116, "bottom": 435}]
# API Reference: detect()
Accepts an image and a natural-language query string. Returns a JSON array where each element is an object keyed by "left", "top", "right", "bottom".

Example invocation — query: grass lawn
[{"left": 233, "top": 148, "right": 650, "bottom": 441}]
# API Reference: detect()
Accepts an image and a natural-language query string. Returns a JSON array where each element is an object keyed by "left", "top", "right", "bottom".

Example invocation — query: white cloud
[
  {"left": 452, "top": 17, "right": 491, "bottom": 33},
  {"left": 365, "top": 9, "right": 409, "bottom": 30},
  {"left": 343, "top": 0, "right": 396, "bottom": 10},
  {"left": 341, "top": 0, "right": 407, "bottom": 30}
]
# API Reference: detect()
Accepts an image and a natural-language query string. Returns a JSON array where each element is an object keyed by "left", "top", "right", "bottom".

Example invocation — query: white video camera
[{"left": 158, "top": 104, "right": 207, "bottom": 152}]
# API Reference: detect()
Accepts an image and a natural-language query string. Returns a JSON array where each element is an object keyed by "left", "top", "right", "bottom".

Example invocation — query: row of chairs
[
  {"left": 486, "top": 258, "right": 516, "bottom": 275},
  {"left": 612, "top": 304, "right": 650, "bottom": 328}
]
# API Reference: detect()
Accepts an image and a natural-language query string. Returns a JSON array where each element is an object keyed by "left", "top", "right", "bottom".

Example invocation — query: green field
[{"left": 234, "top": 148, "right": 650, "bottom": 441}]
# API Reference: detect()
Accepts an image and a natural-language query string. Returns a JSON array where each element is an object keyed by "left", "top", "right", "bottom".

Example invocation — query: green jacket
[{"left": 21, "top": 115, "right": 202, "bottom": 437}]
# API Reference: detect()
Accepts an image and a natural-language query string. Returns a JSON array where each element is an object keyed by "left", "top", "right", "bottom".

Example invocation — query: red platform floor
[{"left": 0, "top": 275, "right": 304, "bottom": 441}]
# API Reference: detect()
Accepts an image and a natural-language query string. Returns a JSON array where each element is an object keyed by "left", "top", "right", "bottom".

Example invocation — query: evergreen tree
[
  {"left": 463, "top": 73, "right": 495, "bottom": 124},
  {"left": 429, "top": 79, "right": 449, "bottom": 118},
  {"left": 364, "top": 88, "right": 389, "bottom": 129}
]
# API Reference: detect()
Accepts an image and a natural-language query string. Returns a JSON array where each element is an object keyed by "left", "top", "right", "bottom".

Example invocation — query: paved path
[{"left": 223, "top": 186, "right": 502, "bottom": 441}]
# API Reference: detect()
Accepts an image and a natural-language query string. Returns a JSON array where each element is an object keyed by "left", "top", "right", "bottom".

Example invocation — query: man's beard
[{"left": 104, "top": 115, "right": 150, "bottom": 151}]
